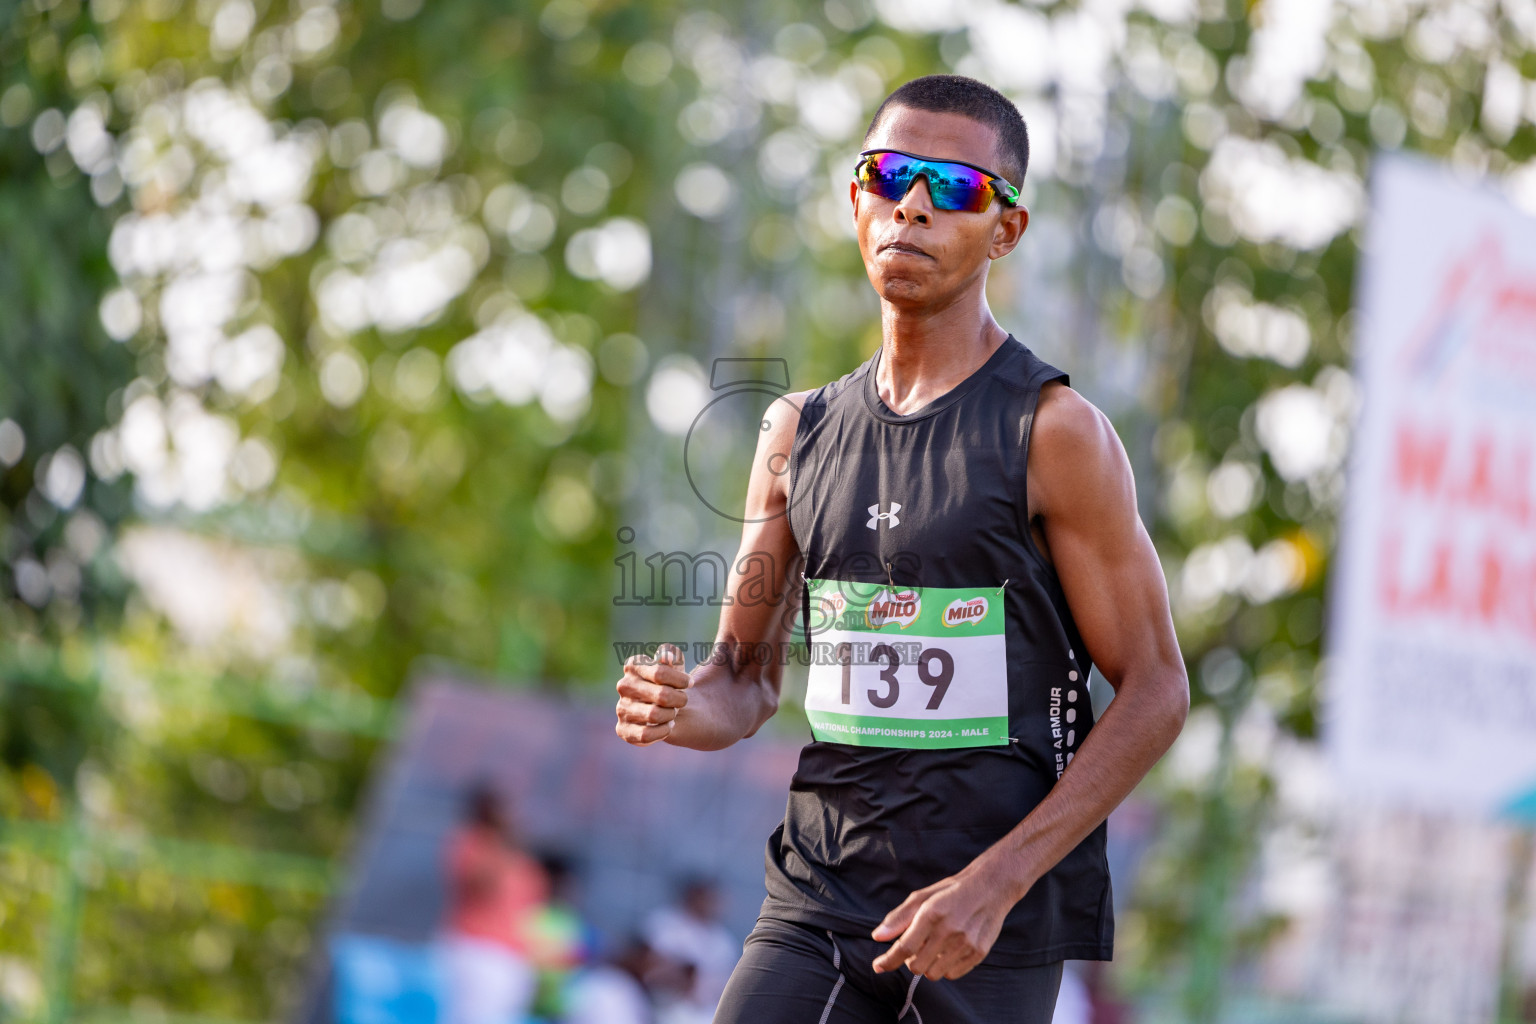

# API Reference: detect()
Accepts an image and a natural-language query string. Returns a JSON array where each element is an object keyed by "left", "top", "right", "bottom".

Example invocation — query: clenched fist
[{"left": 615, "top": 643, "right": 691, "bottom": 746}]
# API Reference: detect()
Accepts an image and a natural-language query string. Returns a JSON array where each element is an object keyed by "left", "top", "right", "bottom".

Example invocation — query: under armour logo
[{"left": 866, "top": 502, "right": 902, "bottom": 530}]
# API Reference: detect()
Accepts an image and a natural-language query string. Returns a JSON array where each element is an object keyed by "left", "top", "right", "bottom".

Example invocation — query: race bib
[{"left": 803, "top": 578, "right": 1008, "bottom": 749}]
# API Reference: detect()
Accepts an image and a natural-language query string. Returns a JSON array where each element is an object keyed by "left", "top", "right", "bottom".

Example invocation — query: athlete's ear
[
  {"left": 988, "top": 203, "right": 1029, "bottom": 261},
  {"left": 849, "top": 179, "right": 860, "bottom": 221}
]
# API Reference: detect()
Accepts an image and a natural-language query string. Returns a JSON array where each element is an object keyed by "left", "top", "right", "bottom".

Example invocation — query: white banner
[{"left": 1329, "top": 154, "right": 1536, "bottom": 819}]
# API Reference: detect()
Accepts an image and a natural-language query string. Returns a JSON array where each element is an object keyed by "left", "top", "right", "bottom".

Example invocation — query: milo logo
[
  {"left": 866, "top": 589, "right": 920, "bottom": 629},
  {"left": 818, "top": 589, "right": 848, "bottom": 629},
  {"left": 943, "top": 596, "right": 989, "bottom": 627}
]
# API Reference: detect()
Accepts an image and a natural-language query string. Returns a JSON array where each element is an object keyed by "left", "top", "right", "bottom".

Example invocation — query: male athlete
[{"left": 615, "top": 75, "right": 1188, "bottom": 1022}]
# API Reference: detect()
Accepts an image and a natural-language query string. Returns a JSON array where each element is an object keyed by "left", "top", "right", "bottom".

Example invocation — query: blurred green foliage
[{"left": 3, "top": 0, "right": 1535, "bottom": 1020}]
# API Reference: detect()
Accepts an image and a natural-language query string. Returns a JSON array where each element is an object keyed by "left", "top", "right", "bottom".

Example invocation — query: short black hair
[{"left": 863, "top": 75, "right": 1030, "bottom": 188}]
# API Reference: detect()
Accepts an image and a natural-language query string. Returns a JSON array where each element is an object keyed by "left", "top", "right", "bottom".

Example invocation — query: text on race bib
[{"left": 803, "top": 578, "right": 1008, "bottom": 750}]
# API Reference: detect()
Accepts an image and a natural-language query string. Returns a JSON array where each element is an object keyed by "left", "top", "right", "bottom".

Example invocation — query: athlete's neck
[{"left": 876, "top": 295, "right": 1007, "bottom": 417}]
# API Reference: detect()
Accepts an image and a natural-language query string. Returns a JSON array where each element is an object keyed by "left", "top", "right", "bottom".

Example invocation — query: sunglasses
[{"left": 853, "top": 149, "right": 1022, "bottom": 213}]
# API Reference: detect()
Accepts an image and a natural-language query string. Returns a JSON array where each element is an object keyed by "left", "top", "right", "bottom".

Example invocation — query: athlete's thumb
[
  {"left": 654, "top": 643, "right": 693, "bottom": 687},
  {"left": 871, "top": 893, "right": 922, "bottom": 941}
]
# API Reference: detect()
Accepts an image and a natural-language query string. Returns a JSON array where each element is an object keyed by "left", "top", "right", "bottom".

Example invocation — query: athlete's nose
[{"left": 894, "top": 176, "right": 933, "bottom": 226}]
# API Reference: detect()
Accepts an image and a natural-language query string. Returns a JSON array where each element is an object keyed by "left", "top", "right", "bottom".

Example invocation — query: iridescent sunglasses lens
[{"left": 856, "top": 151, "right": 1016, "bottom": 213}]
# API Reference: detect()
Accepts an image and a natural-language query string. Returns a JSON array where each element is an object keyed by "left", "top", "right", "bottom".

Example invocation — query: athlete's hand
[
  {"left": 615, "top": 643, "right": 691, "bottom": 746},
  {"left": 870, "top": 861, "right": 1016, "bottom": 980}
]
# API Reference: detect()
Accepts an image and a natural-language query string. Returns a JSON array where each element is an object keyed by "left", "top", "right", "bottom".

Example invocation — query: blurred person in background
[
  {"left": 648, "top": 959, "right": 706, "bottom": 1024},
  {"left": 437, "top": 781, "right": 549, "bottom": 1024},
  {"left": 641, "top": 877, "right": 740, "bottom": 1016},
  {"left": 525, "top": 851, "right": 600, "bottom": 1021},
  {"left": 562, "top": 936, "right": 665, "bottom": 1024},
  {"left": 616, "top": 74, "right": 1188, "bottom": 1023}
]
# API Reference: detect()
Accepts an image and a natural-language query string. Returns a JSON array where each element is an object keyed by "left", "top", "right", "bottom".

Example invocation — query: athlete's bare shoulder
[
  {"left": 1027, "top": 381, "right": 1134, "bottom": 522},
  {"left": 761, "top": 389, "right": 813, "bottom": 448},
  {"left": 751, "top": 389, "right": 815, "bottom": 507},
  {"left": 1032, "top": 381, "right": 1114, "bottom": 452},
  {"left": 776, "top": 388, "right": 815, "bottom": 415}
]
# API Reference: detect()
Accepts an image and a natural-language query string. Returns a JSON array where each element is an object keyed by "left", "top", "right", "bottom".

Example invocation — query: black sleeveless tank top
[{"left": 760, "top": 334, "right": 1113, "bottom": 966}]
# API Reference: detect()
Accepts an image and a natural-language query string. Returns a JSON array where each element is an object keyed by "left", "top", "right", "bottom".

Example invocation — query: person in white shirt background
[
  {"left": 563, "top": 938, "right": 658, "bottom": 1024},
  {"left": 641, "top": 878, "right": 741, "bottom": 1018}
]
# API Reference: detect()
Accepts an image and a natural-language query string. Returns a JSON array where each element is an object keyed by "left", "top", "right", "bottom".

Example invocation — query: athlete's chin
[{"left": 874, "top": 273, "right": 939, "bottom": 302}]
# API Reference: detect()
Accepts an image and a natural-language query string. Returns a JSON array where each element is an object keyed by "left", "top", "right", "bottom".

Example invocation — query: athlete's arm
[
  {"left": 614, "top": 391, "right": 810, "bottom": 751},
  {"left": 872, "top": 382, "right": 1189, "bottom": 980}
]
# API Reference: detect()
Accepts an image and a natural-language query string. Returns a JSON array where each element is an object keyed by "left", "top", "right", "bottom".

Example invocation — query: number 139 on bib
[{"left": 803, "top": 579, "right": 1009, "bottom": 750}]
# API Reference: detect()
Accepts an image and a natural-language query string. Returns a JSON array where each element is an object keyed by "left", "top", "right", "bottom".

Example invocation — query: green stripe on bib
[
  {"left": 805, "top": 711, "right": 1010, "bottom": 750},
  {"left": 806, "top": 578, "right": 1003, "bottom": 637}
]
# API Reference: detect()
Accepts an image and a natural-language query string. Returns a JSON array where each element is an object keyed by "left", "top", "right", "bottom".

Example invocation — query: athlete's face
[{"left": 852, "top": 107, "right": 1029, "bottom": 312}]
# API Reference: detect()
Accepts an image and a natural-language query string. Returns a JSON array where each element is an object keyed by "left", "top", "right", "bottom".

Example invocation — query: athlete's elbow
[
  {"left": 761, "top": 683, "right": 781, "bottom": 720},
  {"left": 1115, "top": 662, "right": 1187, "bottom": 746},
  {"left": 742, "top": 683, "right": 781, "bottom": 739},
  {"left": 1155, "top": 665, "right": 1190, "bottom": 743}
]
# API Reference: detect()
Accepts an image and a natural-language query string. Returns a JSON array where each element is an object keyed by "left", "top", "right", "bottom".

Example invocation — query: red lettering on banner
[
  {"left": 1389, "top": 420, "right": 1536, "bottom": 530},
  {"left": 1376, "top": 531, "right": 1536, "bottom": 641},
  {"left": 1417, "top": 542, "right": 1456, "bottom": 614},
  {"left": 1464, "top": 436, "right": 1497, "bottom": 508},
  {"left": 1394, "top": 424, "right": 1449, "bottom": 497}
]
